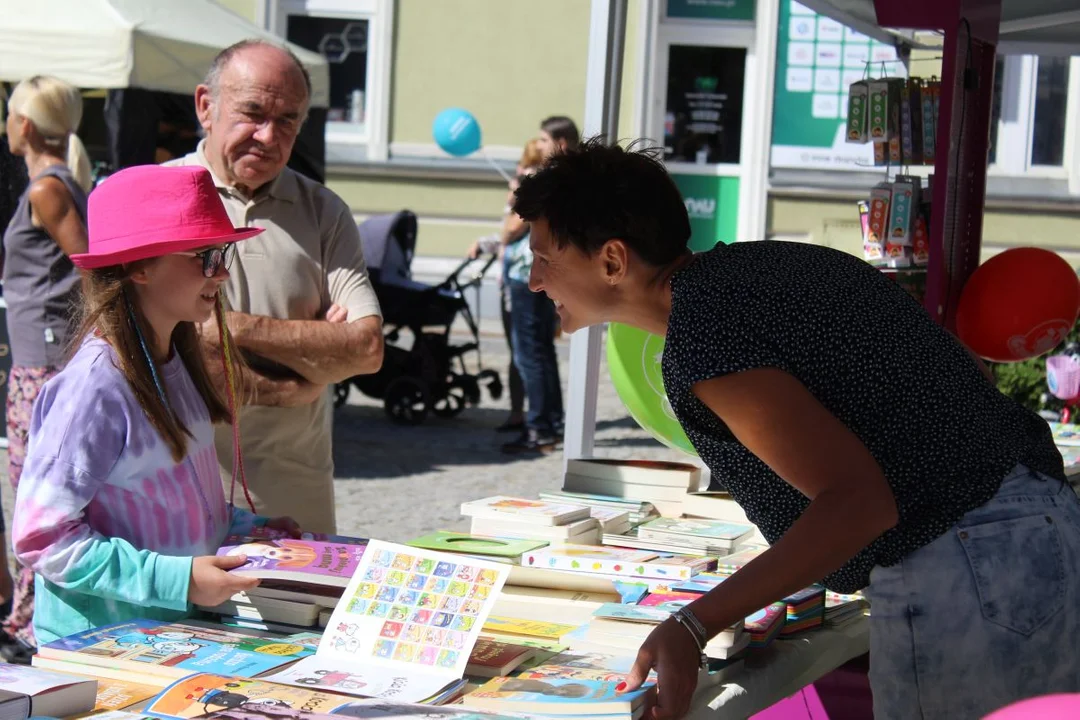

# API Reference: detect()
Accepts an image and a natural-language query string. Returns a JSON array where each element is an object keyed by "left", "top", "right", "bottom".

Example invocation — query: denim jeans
[
  {"left": 508, "top": 279, "right": 563, "bottom": 435},
  {"left": 865, "top": 464, "right": 1080, "bottom": 719}
]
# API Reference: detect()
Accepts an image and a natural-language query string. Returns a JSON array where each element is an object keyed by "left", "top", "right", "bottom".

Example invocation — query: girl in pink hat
[{"left": 11, "top": 164, "right": 299, "bottom": 644}]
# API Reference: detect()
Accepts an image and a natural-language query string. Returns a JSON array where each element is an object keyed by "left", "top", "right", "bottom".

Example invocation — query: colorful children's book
[
  {"left": 460, "top": 497, "right": 591, "bottom": 526},
  {"left": 261, "top": 540, "right": 510, "bottom": 704},
  {"left": 407, "top": 532, "right": 548, "bottom": 558},
  {"left": 464, "top": 639, "right": 535, "bottom": 678},
  {"left": 671, "top": 572, "right": 729, "bottom": 594},
  {"left": 0, "top": 663, "right": 98, "bottom": 719},
  {"left": 145, "top": 673, "right": 362, "bottom": 718},
  {"left": 522, "top": 546, "right": 713, "bottom": 581},
  {"left": 745, "top": 603, "right": 786, "bottom": 648},
  {"left": 176, "top": 698, "right": 531, "bottom": 720},
  {"left": 90, "top": 676, "right": 161, "bottom": 712},
  {"left": 219, "top": 539, "right": 366, "bottom": 588},
  {"left": 465, "top": 676, "right": 656, "bottom": 717},
  {"left": 33, "top": 620, "right": 314, "bottom": 686},
  {"left": 480, "top": 617, "right": 579, "bottom": 644},
  {"left": 636, "top": 591, "right": 701, "bottom": 613},
  {"left": 226, "top": 529, "right": 368, "bottom": 545}
]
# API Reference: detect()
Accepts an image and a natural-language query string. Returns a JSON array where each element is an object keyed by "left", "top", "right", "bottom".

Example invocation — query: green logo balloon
[{"left": 606, "top": 322, "right": 696, "bottom": 456}]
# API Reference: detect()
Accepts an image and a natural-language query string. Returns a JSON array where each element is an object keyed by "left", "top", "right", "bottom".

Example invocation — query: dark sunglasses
[{"left": 190, "top": 245, "right": 235, "bottom": 278}]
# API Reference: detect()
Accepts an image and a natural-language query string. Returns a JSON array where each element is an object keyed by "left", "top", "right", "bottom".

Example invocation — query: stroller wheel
[
  {"left": 332, "top": 382, "right": 351, "bottom": 409},
  {"left": 384, "top": 377, "right": 429, "bottom": 425},
  {"left": 431, "top": 385, "right": 468, "bottom": 419}
]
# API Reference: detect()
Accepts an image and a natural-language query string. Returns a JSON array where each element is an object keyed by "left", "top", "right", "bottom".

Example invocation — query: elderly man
[{"left": 169, "top": 40, "right": 383, "bottom": 534}]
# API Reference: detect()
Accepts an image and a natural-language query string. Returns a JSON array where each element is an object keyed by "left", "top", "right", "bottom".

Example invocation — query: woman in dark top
[
  {"left": 2, "top": 76, "right": 90, "bottom": 663},
  {"left": 512, "top": 139, "right": 1077, "bottom": 720}
]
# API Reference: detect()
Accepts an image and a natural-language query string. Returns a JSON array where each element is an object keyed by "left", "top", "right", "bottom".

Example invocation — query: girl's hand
[
  {"left": 265, "top": 516, "right": 302, "bottom": 538},
  {"left": 189, "top": 555, "right": 260, "bottom": 606},
  {"left": 620, "top": 618, "right": 701, "bottom": 720}
]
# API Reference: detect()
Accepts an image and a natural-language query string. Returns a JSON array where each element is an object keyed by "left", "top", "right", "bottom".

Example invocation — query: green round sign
[{"left": 606, "top": 322, "right": 696, "bottom": 456}]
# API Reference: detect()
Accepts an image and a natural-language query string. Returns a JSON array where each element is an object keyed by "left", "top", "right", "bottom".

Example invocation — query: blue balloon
[{"left": 432, "top": 108, "right": 482, "bottom": 157}]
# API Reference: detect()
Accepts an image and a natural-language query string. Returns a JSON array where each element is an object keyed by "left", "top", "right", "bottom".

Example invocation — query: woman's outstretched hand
[{"left": 620, "top": 617, "right": 702, "bottom": 720}]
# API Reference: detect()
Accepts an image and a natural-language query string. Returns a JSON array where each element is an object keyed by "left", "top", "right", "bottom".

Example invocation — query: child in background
[{"left": 13, "top": 165, "right": 299, "bottom": 645}]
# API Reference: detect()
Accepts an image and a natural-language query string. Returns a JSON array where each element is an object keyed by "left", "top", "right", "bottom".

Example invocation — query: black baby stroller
[{"left": 333, "top": 210, "right": 503, "bottom": 424}]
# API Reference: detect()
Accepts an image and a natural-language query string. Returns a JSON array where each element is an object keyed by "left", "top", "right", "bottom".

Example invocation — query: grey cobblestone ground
[{"left": 0, "top": 330, "right": 688, "bottom": 548}]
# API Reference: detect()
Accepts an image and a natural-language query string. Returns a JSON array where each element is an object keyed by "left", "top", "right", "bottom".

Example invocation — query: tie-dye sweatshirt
[{"left": 13, "top": 337, "right": 264, "bottom": 644}]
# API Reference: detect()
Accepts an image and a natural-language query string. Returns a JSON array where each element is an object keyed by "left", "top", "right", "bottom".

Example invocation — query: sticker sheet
[{"left": 265, "top": 540, "right": 509, "bottom": 703}]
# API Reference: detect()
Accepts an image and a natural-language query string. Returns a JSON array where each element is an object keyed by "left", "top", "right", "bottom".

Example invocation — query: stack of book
[
  {"left": 604, "top": 517, "right": 755, "bottom": 556},
  {"left": 679, "top": 491, "right": 769, "bottom": 546},
  {"left": 781, "top": 586, "right": 826, "bottom": 636},
  {"left": 561, "top": 459, "right": 704, "bottom": 518},
  {"left": 539, "top": 491, "right": 657, "bottom": 527},
  {"left": 198, "top": 535, "right": 367, "bottom": 632},
  {"left": 462, "top": 496, "right": 603, "bottom": 546},
  {"left": 578, "top": 603, "right": 749, "bottom": 660}
]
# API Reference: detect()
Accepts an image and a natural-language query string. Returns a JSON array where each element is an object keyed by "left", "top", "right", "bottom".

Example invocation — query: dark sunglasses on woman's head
[{"left": 192, "top": 244, "right": 235, "bottom": 278}]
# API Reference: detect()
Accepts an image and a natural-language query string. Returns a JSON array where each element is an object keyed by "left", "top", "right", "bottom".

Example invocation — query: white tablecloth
[{"left": 686, "top": 616, "right": 870, "bottom": 720}]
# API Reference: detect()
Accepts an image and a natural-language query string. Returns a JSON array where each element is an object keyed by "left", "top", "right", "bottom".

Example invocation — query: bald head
[
  {"left": 206, "top": 40, "right": 311, "bottom": 106},
  {"left": 195, "top": 40, "right": 310, "bottom": 194}
]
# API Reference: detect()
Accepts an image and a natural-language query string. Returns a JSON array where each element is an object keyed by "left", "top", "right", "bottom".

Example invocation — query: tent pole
[{"left": 563, "top": 0, "right": 628, "bottom": 466}]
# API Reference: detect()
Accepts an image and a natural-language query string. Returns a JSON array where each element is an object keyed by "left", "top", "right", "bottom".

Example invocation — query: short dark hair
[
  {"left": 206, "top": 39, "right": 312, "bottom": 104},
  {"left": 512, "top": 138, "right": 691, "bottom": 267},
  {"left": 540, "top": 116, "right": 581, "bottom": 151}
]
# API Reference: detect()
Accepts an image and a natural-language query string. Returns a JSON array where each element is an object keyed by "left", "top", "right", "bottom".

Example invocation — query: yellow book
[{"left": 481, "top": 616, "right": 578, "bottom": 642}]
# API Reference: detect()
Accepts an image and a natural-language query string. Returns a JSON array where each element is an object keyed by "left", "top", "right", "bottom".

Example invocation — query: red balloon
[{"left": 956, "top": 247, "right": 1080, "bottom": 362}]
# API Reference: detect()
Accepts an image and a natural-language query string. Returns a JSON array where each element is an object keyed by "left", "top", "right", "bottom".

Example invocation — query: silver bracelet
[
  {"left": 676, "top": 606, "right": 709, "bottom": 642},
  {"left": 671, "top": 609, "right": 709, "bottom": 669}
]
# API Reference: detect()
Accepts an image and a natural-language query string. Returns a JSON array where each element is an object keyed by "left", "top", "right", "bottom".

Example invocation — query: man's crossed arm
[{"left": 202, "top": 305, "right": 384, "bottom": 408}]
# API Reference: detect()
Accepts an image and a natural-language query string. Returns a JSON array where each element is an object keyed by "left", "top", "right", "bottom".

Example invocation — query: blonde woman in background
[{"left": 1, "top": 76, "right": 90, "bottom": 663}]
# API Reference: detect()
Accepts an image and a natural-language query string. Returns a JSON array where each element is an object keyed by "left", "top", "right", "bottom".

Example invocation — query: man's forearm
[
  {"left": 228, "top": 313, "right": 383, "bottom": 385},
  {"left": 207, "top": 354, "right": 322, "bottom": 408}
]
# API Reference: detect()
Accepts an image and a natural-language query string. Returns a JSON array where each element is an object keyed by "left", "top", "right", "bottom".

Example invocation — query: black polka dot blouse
[{"left": 662, "top": 241, "right": 1066, "bottom": 594}]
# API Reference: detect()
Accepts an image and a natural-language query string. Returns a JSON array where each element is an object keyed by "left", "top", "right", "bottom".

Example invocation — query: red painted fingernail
[{"left": 616, "top": 683, "right": 627, "bottom": 692}]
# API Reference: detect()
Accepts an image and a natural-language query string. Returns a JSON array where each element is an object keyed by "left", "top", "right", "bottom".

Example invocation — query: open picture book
[{"left": 261, "top": 539, "right": 510, "bottom": 703}]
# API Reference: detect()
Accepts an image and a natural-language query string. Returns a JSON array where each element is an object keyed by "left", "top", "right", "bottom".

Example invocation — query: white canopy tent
[{"left": 0, "top": 0, "right": 329, "bottom": 106}]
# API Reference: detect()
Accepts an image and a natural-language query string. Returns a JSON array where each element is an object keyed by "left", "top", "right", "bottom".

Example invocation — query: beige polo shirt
[{"left": 168, "top": 143, "right": 381, "bottom": 533}]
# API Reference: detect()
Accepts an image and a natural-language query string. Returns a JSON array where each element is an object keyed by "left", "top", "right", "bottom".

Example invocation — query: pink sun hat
[{"left": 71, "top": 164, "right": 264, "bottom": 269}]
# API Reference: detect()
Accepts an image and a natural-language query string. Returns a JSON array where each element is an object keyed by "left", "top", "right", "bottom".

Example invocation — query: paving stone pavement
[{"left": 0, "top": 330, "right": 689, "bottom": 551}]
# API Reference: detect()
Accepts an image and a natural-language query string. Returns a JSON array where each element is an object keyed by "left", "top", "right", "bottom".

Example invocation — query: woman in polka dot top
[{"left": 512, "top": 139, "right": 1078, "bottom": 720}]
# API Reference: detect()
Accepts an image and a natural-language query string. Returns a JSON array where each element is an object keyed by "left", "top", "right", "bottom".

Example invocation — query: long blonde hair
[{"left": 8, "top": 76, "right": 92, "bottom": 192}]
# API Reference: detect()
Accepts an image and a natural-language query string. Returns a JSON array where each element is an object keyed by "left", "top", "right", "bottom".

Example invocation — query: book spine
[
  {"left": 563, "top": 475, "right": 691, "bottom": 502},
  {"left": 566, "top": 461, "right": 701, "bottom": 488}
]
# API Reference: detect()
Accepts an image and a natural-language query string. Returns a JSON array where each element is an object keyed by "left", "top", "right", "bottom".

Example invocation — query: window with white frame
[
  {"left": 268, "top": 0, "right": 393, "bottom": 162},
  {"left": 989, "top": 54, "right": 1075, "bottom": 176}
]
